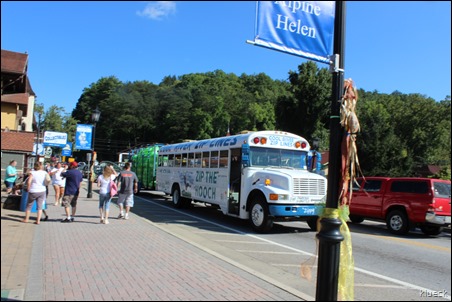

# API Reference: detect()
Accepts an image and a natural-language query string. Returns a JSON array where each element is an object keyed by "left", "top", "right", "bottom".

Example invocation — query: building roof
[
  {"left": 1, "top": 49, "right": 28, "bottom": 74},
  {"left": 1, "top": 93, "right": 29, "bottom": 105},
  {"left": 0, "top": 131, "right": 35, "bottom": 153}
]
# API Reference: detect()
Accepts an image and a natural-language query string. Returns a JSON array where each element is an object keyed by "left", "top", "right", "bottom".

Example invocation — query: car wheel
[
  {"left": 386, "top": 210, "right": 409, "bottom": 235},
  {"left": 420, "top": 225, "right": 443, "bottom": 236},
  {"left": 349, "top": 215, "right": 364, "bottom": 224}
]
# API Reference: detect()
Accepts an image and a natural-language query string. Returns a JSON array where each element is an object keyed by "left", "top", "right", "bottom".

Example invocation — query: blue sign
[
  {"left": 250, "top": 1, "right": 335, "bottom": 64},
  {"left": 31, "top": 143, "right": 45, "bottom": 156},
  {"left": 75, "top": 124, "right": 93, "bottom": 150},
  {"left": 43, "top": 131, "right": 68, "bottom": 147},
  {"left": 61, "top": 142, "right": 72, "bottom": 156}
]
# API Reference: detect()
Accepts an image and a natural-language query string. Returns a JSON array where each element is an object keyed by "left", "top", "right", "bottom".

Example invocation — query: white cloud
[{"left": 137, "top": 1, "right": 176, "bottom": 20}]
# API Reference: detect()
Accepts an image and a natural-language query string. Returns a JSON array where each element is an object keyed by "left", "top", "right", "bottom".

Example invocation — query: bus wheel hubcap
[{"left": 252, "top": 204, "right": 264, "bottom": 226}]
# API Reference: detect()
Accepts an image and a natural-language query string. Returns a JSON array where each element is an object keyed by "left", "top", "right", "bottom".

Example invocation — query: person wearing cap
[{"left": 60, "top": 161, "right": 83, "bottom": 223}]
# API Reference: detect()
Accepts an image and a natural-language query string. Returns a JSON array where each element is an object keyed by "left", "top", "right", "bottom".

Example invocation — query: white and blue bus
[{"left": 156, "top": 130, "right": 327, "bottom": 233}]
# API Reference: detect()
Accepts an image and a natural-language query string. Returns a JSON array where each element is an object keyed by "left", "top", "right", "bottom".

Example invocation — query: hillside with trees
[{"left": 39, "top": 61, "right": 451, "bottom": 179}]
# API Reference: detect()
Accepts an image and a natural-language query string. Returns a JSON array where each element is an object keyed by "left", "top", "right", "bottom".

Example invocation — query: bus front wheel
[{"left": 249, "top": 198, "right": 273, "bottom": 233}]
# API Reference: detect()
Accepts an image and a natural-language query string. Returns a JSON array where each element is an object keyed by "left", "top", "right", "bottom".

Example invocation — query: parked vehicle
[
  {"left": 78, "top": 165, "right": 90, "bottom": 178},
  {"left": 130, "top": 144, "right": 164, "bottom": 193},
  {"left": 93, "top": 161, "right": 122, "bottom": 181},
  {"left": 77, "top": 162, "right": 87, "bottom": 170},
  {"left": 350, "top": 177, "right": 451, "bottom": 235}
]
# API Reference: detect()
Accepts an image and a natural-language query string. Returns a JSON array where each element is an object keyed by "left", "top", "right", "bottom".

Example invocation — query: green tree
[{"left": 276, "top": 61, "right": 332, "bottom": 145}]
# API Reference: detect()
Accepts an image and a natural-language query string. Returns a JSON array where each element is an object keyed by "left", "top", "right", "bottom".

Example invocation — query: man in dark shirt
[
  {"left": 60, "top": 161, "right": 83, "bottom": 222},
  {"left": 116, "top": 162, "right": 138, "bottom": 220}
]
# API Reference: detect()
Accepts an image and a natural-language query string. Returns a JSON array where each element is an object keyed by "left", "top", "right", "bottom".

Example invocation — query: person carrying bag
[{"left": 97, "top": 165, "right": 118, "bottom": 224}]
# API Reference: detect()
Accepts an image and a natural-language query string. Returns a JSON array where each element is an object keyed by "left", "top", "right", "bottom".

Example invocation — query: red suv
[{"left": 350, "top": 177, "right": 451, "bottom": 235}]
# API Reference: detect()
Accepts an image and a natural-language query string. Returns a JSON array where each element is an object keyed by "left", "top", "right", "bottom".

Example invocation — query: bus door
[{"left": 228, "top": 148, "right": 242, "bottom": 215}]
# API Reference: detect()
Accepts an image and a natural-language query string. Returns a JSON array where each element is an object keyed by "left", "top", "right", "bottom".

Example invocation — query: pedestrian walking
[
  {"left": 60, "top": 161, "right": 83, "bottom": 223},
  {"left": 4, "top": 160, "right": 18, "bottom": 194},
  {"left": 22, "top": 162, "right": 50, "bottom": 224},
  {"left": 116, "top": 162, "right": 138, "bottom": 220},
  {"left": 97, "top": 165, "right": 118, "bottom": 224},
  {"left": 49, "top": 162, "right": 66, "bottom": 206}
]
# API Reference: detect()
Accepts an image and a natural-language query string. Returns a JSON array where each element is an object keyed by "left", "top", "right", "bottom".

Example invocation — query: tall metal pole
[
  {"left": 35, "top": 113, "right": 41, "bottom": 163},
  {"left": 315, "top": 1, "right": 346, "bottom": 301},
  {"left": 87, "top": 123, "right": 96, "bottom": 198}
]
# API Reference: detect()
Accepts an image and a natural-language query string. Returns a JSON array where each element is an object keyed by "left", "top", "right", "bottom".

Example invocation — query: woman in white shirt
[
  {"left": 97, "top": 165, "right": 118, "bottom": 224},
  {"left": 22, "top": 162, "right": 49, "bottom": 224},
  {"left": 50, "top": 162, "right": 66, "bottom": 206}
]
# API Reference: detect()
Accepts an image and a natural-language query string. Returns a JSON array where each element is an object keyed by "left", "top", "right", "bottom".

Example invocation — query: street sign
[
  {"left": 75, "top": 124, "right": 93, "bottom": 150},
  {"left": 32, "top": 143, "right": 45, "bottom": 155},
  {"left": 43, "top": 131, "right": 68, "bottom": 147},
  {"left": 62, "top": 142, "right": 72, "bottom": 157}
]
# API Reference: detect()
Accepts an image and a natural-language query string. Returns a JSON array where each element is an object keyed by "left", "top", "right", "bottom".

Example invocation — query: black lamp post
[
  {"left": 87, "top": 106, "right": 101, "bottom": 198},
  {"left": 315, "top": 2, "right": 346, "bottom": 301},
  {"left": 35, "top": 112, "right": 42, "bottom": 163}
]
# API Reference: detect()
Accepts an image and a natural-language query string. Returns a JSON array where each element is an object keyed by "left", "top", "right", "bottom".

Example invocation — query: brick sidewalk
[{"left": 1, "top": 183, "right": 304, "bottom": 301}]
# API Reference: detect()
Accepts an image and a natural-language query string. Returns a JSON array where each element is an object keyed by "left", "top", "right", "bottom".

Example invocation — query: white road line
[
  {"left": 237, "top": 250, "right": 302, "bottom": 255},
  {"left": 214, "top": 240, "right": 271, "bottom": 244}
]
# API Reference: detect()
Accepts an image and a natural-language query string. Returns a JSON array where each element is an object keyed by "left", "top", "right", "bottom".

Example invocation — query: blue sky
[{"left": 2, "top": 1, "right": 451, "bottom": 115}]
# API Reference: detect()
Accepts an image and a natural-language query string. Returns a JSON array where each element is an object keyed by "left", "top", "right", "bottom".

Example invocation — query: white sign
[{"left": 43, "top": 131, "right": 67, "bottom": 147}]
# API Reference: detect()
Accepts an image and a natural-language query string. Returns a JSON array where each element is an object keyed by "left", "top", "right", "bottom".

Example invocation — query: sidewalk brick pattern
[{"left": 1, "top": 187, "right": 303, "bottom": 301}]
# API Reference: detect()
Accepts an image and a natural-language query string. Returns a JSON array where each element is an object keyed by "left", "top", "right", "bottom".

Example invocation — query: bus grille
[{"left": 293, "top": 178, "right": 326, "bottom": 196}]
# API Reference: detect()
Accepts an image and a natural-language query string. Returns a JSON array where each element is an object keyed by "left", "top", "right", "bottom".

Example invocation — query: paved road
[{"left": 1, "top": 183, "right": 305, "bottom": 301}]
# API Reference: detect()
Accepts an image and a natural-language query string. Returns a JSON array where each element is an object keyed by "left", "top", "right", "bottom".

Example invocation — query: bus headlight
[{"left": 269, "top": 194, "right": 289, "bottom": 201}]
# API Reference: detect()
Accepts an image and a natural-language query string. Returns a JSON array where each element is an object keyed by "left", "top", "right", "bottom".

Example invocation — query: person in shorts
[
  {"left": 50, "top": 162, "right": 66, "bottom": 206},
  {"left": 60, "top": 161, "right": 83, "bottom": 223},
  {"left": 22, "top": 162, "right": 48, "bottom": 224},
  {"left": 116, "top": 162, "right": 138, "bottom": 220},
  {"left": 4, "top": 160, "right": 17, "bottom": 194}
]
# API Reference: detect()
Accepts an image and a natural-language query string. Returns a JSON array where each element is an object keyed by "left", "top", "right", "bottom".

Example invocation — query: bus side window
[
  {"left": 182, "top": 153, "right": 188, "bottom": 167},
  {"left": 210, "top": 151, "right": 219, "bottom": 168},
  {"left": 188, "top": 153, "right": 195, "bottom": 168},
  {"left": 219, "top": 150, "right": 228, "bottom": 168},
  {"left": 194, "top": 152, "right": 201, "bottom": 168},
  {"left": 168, "top": 154, "right": 174, "bottom": 167},
  {"left": 202, "top": 152, "right": 209, "bottom": 168},
  {"left": 175, "top": 154, "right": 181, "bottom": 167}
]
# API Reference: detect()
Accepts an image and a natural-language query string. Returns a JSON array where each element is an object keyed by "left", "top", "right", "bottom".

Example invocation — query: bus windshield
[{"left": 249, "top": 147, "right": 307, "bottom": 169}]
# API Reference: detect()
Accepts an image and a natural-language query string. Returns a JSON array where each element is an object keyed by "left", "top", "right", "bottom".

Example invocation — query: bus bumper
[{"left": 269, "top": 204, "right": 324, "bottom": 217}]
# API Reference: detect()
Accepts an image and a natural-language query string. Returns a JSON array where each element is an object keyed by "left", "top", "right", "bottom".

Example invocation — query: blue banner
[
  {"left": 251, "top": 1, "right": 335, "bottom": 64},
  {"left": 75, "top": 124, "right": 93, "bottom": 150},
  {"left": 62, "top": 142, "right": 72, "bottom": 156}
]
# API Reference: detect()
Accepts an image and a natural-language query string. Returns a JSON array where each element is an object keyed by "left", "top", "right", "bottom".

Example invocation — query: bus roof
[{"left": 158, "top": 130, "right": 311, "bottom": 154}]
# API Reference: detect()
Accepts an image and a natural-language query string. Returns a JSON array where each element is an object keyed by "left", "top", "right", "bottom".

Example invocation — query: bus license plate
[{"left": 301, "top": 206, "right": 318, "bottom": 215}]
